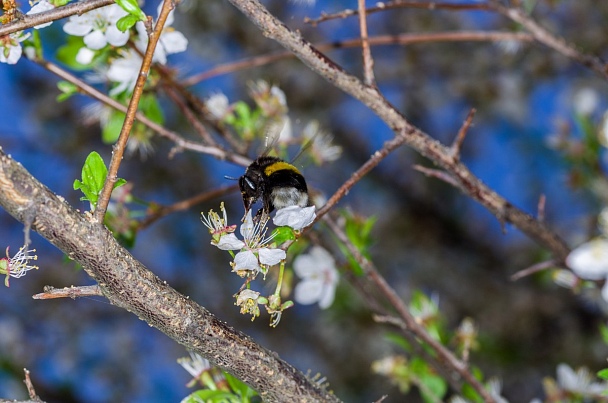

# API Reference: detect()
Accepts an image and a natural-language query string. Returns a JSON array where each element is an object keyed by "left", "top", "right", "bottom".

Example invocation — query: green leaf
[
  {"left": 73, "top": 151, "right": 126, "bottom": 208},
  {"left": 139, "top": 94, "right": 164, "bottom": 125},
  {"left": 115, "top": 0, "right": 146, "bottom": 20},
  {"left": 57, "top": 36, "right": 91, "bottom": 70},
  {"left": 102, "top": 111, "right": 126, "bottom": 144},
  {"left": 598, "top": 368, "right": 608, "bottom": 380},
  {"left": 180, "top": 389, "right": 239, "bottom": 403},
  {"left": 224, "top": 372, "right": 258, "bottom": 400},
  {"left": 116, "top": 14, "right": 140, "bottom": 32},
  {"left": 57, "top": 81, "right": 78, "bottom": 102},
  {"left": 73, "top": 151, "right": 108, "bottom": 207},
  {"left": 271, "top": 226, "right": 296, "bottom": 244}
]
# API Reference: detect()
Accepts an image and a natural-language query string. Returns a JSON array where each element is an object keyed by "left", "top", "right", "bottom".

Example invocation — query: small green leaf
[
  {"left": 598, "top": 368, "right": 608, "bottom": 380},
  {"left": 116, "top": 14, "right": 140, "bottom": 32},
  {"left": 73, "top": 151, "right": 126, "bottom": 209},
  {"left": 271, "top": 226, "right": 296, "bottom": 244},
  {"left": 180, "top": 390, "right": 239, "bottom": 403},
  {"left": 102, "top": 111, "right": 126, "bottom": 144},
  {"left": 57, "top": 81, "right": 78, "bottom": 102},
  {"left": 57, "top": 36, "right": 91, "bottom": 70},
  {"left": 139, "top": 94, "right": 164, "bottom": 125},
  {"left": 115, "top": 0, "right": 146, "bottom": 20},
  {"left": 224, "top": 372, "right": 258, "bottom": 400}
]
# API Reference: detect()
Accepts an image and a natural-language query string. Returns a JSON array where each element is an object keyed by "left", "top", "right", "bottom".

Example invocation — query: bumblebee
[{"left": 239, "top": 155, "right": 309, "bottom": 220}]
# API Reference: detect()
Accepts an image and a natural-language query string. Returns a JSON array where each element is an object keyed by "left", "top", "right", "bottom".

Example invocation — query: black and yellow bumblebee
[{"left": 239, "top": 155, "right": 309, "bottom": 221}]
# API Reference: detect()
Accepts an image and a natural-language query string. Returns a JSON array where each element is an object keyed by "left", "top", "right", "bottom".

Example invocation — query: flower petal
[
  {"left": 75, "top": 47, "right": 95, "bottom": 65},
  {"left": 233, "top": 250, "right": 260, "bottom": 272},
  {"left": 63, "top": 16, "right": 93, "bottom": 36},
  {"left": 215, "top": 233, "right": 245, "bottom": 250},
  {"left": 105, "top": 24, "right": 130, "bottom": 47},
  {"left": 566, "top": 238, "right": 608, "bottom": 280},
  {"left": 273, "top": 206, "right": 316, "bottom": 230},
  {"left": 83, "top": 30, "right": 107, "bottom": 50},
  {"left": 160, "top": 31, "right": 188, "bottom": 55},
  {"left": 258, "top": 248, "right": 285, "bottom": 266},
  {"left": 294, "top": 278, "right": 324, "bottom": 305}
]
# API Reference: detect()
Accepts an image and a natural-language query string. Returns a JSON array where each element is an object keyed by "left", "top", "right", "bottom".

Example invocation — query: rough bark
[{"left": 0, "top": 148, "right": 340, "bottom": 403}]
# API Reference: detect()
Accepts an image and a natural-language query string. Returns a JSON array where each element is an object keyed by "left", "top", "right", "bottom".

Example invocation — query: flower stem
[{"left": 273, "top": 261, "right": 285, "bottom": 297}]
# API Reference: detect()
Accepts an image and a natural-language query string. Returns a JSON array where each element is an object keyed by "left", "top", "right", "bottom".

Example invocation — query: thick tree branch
[
  {"left": 226, "top": 0, "right": 570, "bottom": 261},
  {"left": 0, "top": 148, "right": 340, "bottom": 403}
]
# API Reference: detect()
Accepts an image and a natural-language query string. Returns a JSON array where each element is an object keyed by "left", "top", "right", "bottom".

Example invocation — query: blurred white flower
[
  {"left": 302, "top": 121, "right": 342, "bottom": 163},
  {"left": 105, "top": 6, "right": 188, "bottom": 95},
  {"left": 293, "top": 246, "right": 338, "bottom": 309},
  {"left": 556, "top": 363, "right": 608, "bottom": 395},
  {"left": 63, "top": 4, "right": 129, "bottom": 50},
  {"left": 273, "top": 205, "right": 316, "bottom": 231},
  {"left": 566, "top": 238, "right": 608, "bottom": 281},
  {"left": 0, "top": 32, "right": 30, "bottom": 65},
  {"left": 26, "top": 0, "right": 55, "bottom": 29},
  {"left": 573, "top": 87, "right": 599, "bottom": 116},
  {"left": 206, "top": 93, "right": 230, "bottom": 120},
  {"left": 566, "top": 238, "right": 608, "bottom": 302},
  {"left": 178, "top": 351, "right": 210, "bottom": 379},
  {"left": 106, "top": 49, "right": 141, "bottom": 95},
  {"left": 135, "top": 5, "right": 188, "bottom": 64},
  {"left": 76, "top": 47, "right": 95, "bottom": 65}
]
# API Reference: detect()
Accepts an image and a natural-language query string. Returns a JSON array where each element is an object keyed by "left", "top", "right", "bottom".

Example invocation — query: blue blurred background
[{"left": 1, "top": 0, "right": 608, "bottom": 402}]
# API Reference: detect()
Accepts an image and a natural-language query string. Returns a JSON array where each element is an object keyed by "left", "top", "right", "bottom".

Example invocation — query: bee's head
[{"left": 239, "top": 172, "right": 261, "bottom": 214}]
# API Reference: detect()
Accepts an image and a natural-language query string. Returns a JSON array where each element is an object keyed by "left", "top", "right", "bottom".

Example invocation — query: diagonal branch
[
  {"left": 0, "top": 149, "right": 340, "bottom": 402},
  {"left": 226, "top": 0, "right": 570, "bottom": 261},
  {"left": 95, "top": 0, "right": 174, "bottom": 223},
  {"left": 0, "top": 0, "right": 115, "bottom": 36}
]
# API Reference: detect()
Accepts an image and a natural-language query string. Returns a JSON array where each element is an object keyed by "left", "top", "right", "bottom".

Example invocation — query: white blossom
[
  {"left": 273, "top": 205, "right": 316, "bottom": 231},
  {"left": 106, "top": 49, "right": 142, "bottom": 95},
  {"left": 566, "top": 238, "right": 608, "bottom": 281},
  {"left": 26, "top": 0, "right": 55, "bottom": 29},
  {"left": 206, "top": 93, "right": 230, "bottom": 120},
  {"left": 105, "top": 6, "right": 188, "bottom": 95},
  {"left": 63, "top": 4, "right": 129, "bottom": 50},
  {"left": 134, "top": 5, "right": 188, "bottom": 64},
  {"left": 566, "top": 238, "right": 608, "bottom": 303},
  {"left": 293, "top": 246, "right": 338, "bottom": 309},
  {"left": 0, "top": 246, "right": 39, "bottom": 287},
  {"left": 0, "top": 32, "right": 30, "bottom": 65}
]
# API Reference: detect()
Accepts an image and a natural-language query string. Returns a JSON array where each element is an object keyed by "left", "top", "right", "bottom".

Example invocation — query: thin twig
[
  {"left": 182, "top": 31, "right": 533, "bottom": 85},
  {"left": 305, "top": 1, "right": 491, "bottom": 26},
  {"left": 23, "top": 368, "right": 40, "bottom": 401},
  {"left": 413, "top": 164, "right": 459, "bottom": 187},
  {"left": 161, "top": 83, "right": 216, "bottom": 145},
  {"left": 510, "top": 259, "right": 556, "bottom": 281},
  {"left": 0, "top": 0, "right": 114, "bottom": 36},
  {"left": 324, "top": 216, "right": 496, "bottom": 402},
  {"left": 450, "top": 108, "right": 476, "bottom": 160},
  {"left": 315, "top": 132, "right": 408, "bottom": 220},
  {"left": 358, "top": 0, "right": 376, "bottom": 86},
  {"left": 537, "top": 193, "right": 546, "bottom": 223},
  {"left": 30, "top": 58, "right": 249, "bottom": 166},
  {"left": 32, "top": 285, "right": 103, "bottom": 299},
  {"left": 488, "top": 1, "right": 608, "bottom": 80},
  {"left": 228, "top": 0, "right": 570, "bottom": 261},
  {"left": 95, "top": 0, "right": 177, "bottom": 223},
  {"left": 137, "top": 184, "right": 238, "bottom": 230}
]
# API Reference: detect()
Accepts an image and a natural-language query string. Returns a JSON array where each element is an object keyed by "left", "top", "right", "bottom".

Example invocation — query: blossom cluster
[
  {"left": 202, "top": 202, "right": 339, "bottom": 325},
  {"left": 4, "top": 1, "right": 187, "bottom": 96}
]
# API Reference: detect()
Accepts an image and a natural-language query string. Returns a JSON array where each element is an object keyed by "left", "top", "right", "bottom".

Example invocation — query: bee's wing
[{"left": 262, "top": 119, "right": 287, "bottom": 153}]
